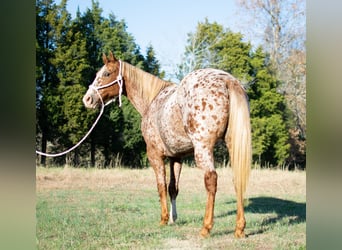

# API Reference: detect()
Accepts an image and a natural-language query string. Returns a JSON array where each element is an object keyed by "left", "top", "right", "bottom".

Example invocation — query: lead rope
[
  {"left": 36, "top": 61, "right": 123, "bottom": 157},
  {"left": 35, "top": 94, "right": 105, "bottom": 157}
]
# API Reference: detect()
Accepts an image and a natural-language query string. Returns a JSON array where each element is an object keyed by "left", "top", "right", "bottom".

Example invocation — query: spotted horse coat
[
  {"left": 83, "top": 53, "right": 251, "bottom": 238},
  {"left": 142, "top": 68, "right": 250, "bottom": 237}
]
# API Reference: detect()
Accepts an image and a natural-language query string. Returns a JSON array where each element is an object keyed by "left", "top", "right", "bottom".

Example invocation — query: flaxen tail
[{"left": 226, "top": 80, "right": 251, "bottom": 201}]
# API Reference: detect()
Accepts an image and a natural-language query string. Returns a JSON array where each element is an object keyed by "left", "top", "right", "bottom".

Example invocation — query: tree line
[{"left": 36, "top": 0, "right": 305, "bottom": 169}]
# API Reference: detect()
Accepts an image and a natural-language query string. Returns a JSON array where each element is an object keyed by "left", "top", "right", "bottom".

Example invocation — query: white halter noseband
[{"left": 89, "top": 60, "right": 124, "bottom": 107}]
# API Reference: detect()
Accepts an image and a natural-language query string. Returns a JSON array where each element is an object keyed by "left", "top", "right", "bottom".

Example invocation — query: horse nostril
[{"left": 83, "top": 95, "right": 92, "bottom": 106}]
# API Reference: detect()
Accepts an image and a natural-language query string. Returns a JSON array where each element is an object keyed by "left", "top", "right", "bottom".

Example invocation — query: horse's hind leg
[
  {"left": 201, "top": 169, "right": 218, "bottom": 237},
  {"left": 168, "top": 157, "right": 182, "bottom": 224},
  {"left": 193, "top": 144, "right": 218, "bottom": 237}
]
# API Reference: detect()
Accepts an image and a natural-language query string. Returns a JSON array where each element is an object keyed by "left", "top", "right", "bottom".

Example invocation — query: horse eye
[{"left": 103, "top": 71, "right": 111, "bottom": 77}]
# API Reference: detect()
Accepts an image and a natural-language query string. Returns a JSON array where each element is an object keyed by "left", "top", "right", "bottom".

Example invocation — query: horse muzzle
[{"left": 83, "top": 89, "right": 100, "bottom": 109}]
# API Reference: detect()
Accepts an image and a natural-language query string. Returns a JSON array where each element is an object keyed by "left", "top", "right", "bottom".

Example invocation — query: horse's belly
[
  {"left": 158, "top": 97, "right": 193, "bottom": 156},
  {"left": 142, "top": 86, "right": 193, "bottom": 157},
  {"left": 159, "top": 124, "right": 193, "bottom": 157}
]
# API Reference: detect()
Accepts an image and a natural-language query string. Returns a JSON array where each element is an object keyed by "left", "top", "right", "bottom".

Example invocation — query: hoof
[
  {"left": 169, "top": 216, "right": 177, "bottom": 224},
  {"left": 234, "top": 230, "right": 246, "bottom": 238},
  {"left": 168, "top": 215, "right": 177, "bottom": 224},
  {"left": 200, "top": 228, "right": 210, "bottom": 238},
  {"left": 159, "top": 219, "right": 168, "bottom": 226}
]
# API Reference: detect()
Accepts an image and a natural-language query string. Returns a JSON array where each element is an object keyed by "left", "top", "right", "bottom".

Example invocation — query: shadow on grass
[
  {"left": 213, "top": 196, "right": 306, "bottom": 237},
  {"left": 245, "top": 196, "right": 306, "bottom": 236}
]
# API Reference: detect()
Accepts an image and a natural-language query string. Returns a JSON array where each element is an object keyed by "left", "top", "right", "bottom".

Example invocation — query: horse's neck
[{"left": 122, "top": 62, "right": 173, "bottom": 115}]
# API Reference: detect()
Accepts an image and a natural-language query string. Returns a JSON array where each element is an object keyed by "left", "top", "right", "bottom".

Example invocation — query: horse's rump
[{"left": 177, "top": 68, "right": 232, "bottom": 141}]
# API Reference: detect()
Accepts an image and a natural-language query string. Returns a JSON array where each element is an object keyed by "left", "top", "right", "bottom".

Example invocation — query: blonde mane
[{"left": 122, "top": 62, "right": 174, "bottom": 105}]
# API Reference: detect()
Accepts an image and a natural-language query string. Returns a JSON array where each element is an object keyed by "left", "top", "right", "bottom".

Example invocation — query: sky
[{"left": 66, "top": 0, "right": 242, "bottom": 79}]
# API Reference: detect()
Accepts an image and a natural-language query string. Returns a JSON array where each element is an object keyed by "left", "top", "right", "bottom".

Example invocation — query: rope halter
[{"left": 89, "top": 60, "right": 124, "bottom": 107}]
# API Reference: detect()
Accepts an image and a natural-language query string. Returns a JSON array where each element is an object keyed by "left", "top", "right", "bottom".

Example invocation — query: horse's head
[{"left": 83, "top": 52, "right": 123, "bottom": 109}]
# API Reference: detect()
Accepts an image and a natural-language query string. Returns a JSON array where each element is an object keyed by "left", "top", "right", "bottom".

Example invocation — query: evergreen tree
[
  {"left": 36, "top": 0, "right": 96, "bottom": 166},
  {"left": 36, "top": 0, "right": 63, "bottom": 165},
  {"left": 214, "top": 31, "right": 252, "bottom": 83},
  {"left": 143, "top": 45, "right": 165, "bottom": 78},
  {"left": 248, "top": 47, "right": 290, "bottom": 166}
]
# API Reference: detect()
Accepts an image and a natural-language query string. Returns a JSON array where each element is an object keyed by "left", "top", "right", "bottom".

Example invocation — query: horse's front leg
[
  {"left": 168, "top": 157, "right": 182, "bottom": 224},
  {"left": 148, "top": 150, "right": 169, "bottom": 225}
]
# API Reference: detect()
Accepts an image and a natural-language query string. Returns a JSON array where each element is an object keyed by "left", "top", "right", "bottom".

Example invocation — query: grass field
[{"left": 36, "top": 166, "right": 306, "bottom": 249}]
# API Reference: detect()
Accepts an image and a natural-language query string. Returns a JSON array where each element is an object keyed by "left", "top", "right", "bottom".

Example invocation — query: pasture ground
[{"left": 36, "top": 166, "right": 306, "bottom": 249}]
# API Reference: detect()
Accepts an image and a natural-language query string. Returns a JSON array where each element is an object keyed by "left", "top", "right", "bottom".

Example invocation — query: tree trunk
[
  {"left": 91, "top": 137, "right": 95, "bottom": 167},
  {"left": 40, "top": 132, "right": 47, "bottom": 166}
]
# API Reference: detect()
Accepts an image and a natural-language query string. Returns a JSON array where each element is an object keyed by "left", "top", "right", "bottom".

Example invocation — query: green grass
[{"left": 36, "top": 167, "right": 306, "bottom": 249}]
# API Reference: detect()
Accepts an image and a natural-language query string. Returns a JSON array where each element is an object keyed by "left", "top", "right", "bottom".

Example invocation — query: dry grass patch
[
  {"left": 37, "top": 166, "right": 306, "bottom": 196},
  {"left": 36, "top": 166, "right": 155, "bottom": 191}
]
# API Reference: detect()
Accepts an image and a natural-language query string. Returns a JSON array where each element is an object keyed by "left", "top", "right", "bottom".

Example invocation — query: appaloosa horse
[{"left": 83, "top": 52, "right": 251, "bottom": 238}]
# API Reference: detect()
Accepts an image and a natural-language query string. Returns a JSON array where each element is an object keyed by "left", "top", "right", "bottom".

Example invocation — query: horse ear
[
  {"left": 109, "top": 51, "right": 117, "bottom": 62},
  {"left": 102, "top": 53, "right": 108, "bottom": 64}
]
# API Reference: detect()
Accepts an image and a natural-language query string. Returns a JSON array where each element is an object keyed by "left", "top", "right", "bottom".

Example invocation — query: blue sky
[{"left": 66, "top": 0, "right": 242, "bottom": 79}]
